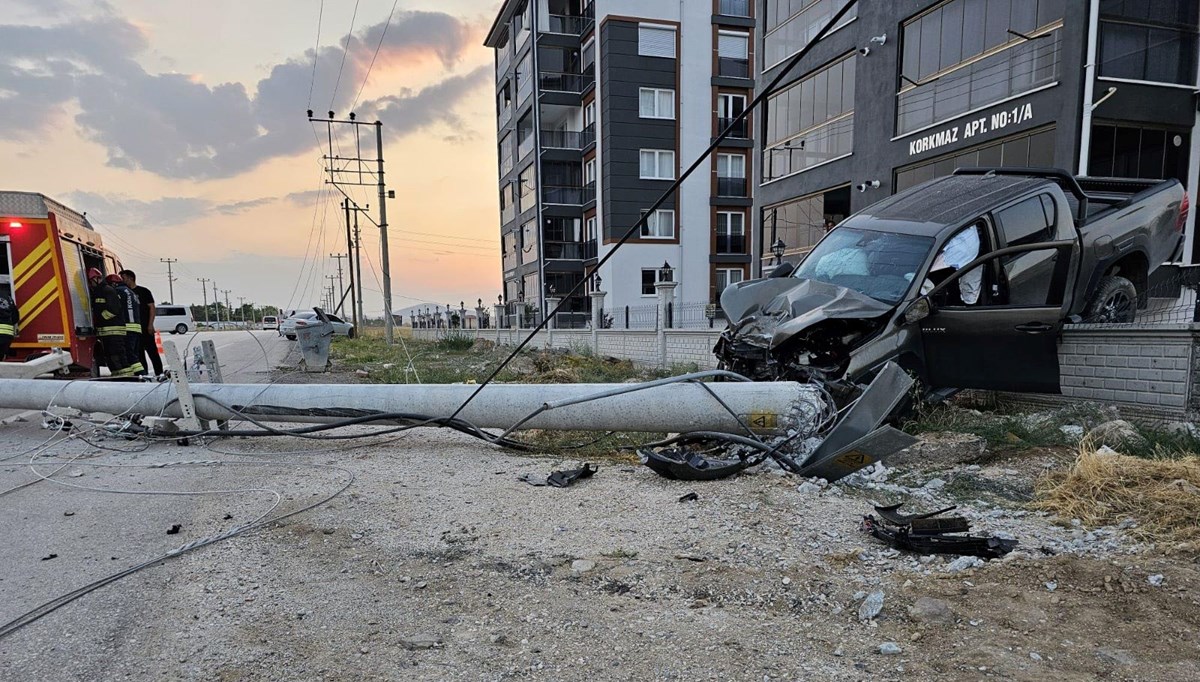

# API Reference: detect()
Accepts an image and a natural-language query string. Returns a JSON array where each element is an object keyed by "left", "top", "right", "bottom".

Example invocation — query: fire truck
[{"left": 0, "top": 191, "right": 125, "bottom": 377}]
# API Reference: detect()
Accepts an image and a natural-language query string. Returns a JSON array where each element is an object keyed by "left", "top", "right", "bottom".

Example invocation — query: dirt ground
[{"left": 2, "top": 346, "right": 1198, "bottom": 681}]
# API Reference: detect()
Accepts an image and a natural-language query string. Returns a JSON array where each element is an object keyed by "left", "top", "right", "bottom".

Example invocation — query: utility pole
[
  {"left": 223, "top": 290, "right": 232, "bottom": 326},
  {"left": 330, "top": 252, "right": 348, "bottom": 316},
  {"left": 238, "top": 296, "right": 247, "bottom": 323},
  {"left": 212, "top": 281, "right": 221, "bottom": 323},
  {"left": 160, "top": 258, "right": 178, "bottom": 303},
  {"left": 353, "top": 209, "right": 364, "bottom": 329},
  {"left": 307, "top": 110, "right": 393, "bottom": 343},
  {"left": 325, "top": 275, "right": 337, "bottom": 312},
  {"left": 341, "top": 199, "right": 358, "bottom": 330},
  {"left": 197, "top": 278, "right": 210, "bottom": 326}
]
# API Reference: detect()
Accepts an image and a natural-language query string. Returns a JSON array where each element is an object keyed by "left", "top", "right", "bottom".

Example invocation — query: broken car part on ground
[{"left": 862, "top": 502, "right": 1019, "bottom": 559}]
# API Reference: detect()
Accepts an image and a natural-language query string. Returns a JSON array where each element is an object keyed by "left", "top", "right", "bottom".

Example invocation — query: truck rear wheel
[{"left": 1085, "top": 276, "right": 1137, "bottom": 323}]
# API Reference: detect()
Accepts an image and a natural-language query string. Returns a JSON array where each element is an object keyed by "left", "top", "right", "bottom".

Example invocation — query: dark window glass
[
  {"left": 763, "top": 55, "right": 857, "bottom": 180},
  {"left": 1113, "top": 126, "right": 1141, "bottom": 176},
  {"left": 940, "top": 1, "right": 964, "bottom": 71},
  {"left": 1010, "top": 0, "right": 1037, "bottom": 34},
  {"left": 984, "top": 0, "right": 1012, "bottom": 50},
  {"left": 1027, "top": 129, "right": 1056, "bottom": 167},
  {"left": 1138, "top": 128, "right": 1166, "bottom": 179},
  {"left": 1088, "top": 125, "right": 1116, "bottom": 175},
  {"left": 1001, "top": 135, "right": 1030, "bottom": 165},
  {"left": 962, "top": 0, "right": 986, "bottom": 59},
  {"left": 841, "top": 57, "right": 856, "bottom": 112},
  {"left": 1038, "top": 0, "right": 1066, "bottom": 26},
  {"left": 903, "top": 16, "right": 922, "bottom": 79},
  {"left": 977, "top": 142, "right": 1003, "bottom": 166},
  {"left": 997, "top": 195, "right": 1053, "bottom": 245},
  {"left": 919, "top": 9, "right": 943, "bottom": 79},
  {"left": 1100, "top": 22, "right": 1147, "bottom": 79}
]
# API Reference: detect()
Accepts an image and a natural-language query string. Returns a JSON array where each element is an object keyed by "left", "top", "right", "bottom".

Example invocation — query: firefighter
[
  {"left": 0, "top": 286, "right": 17, "bottom": 358},
  {"left": 88, "top": 268, "right": 130, "bottom": 376},
  {"left": 108, "top": 274, "right": 145, "bottom": 376}
]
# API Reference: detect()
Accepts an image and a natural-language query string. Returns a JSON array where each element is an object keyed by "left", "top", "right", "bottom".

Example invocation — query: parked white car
[
  {"left": 280, "top": 311, "right": 355, "bottom": 340},
  {"left": 153, "top": 305, "right": 194, "bottom": 335}
]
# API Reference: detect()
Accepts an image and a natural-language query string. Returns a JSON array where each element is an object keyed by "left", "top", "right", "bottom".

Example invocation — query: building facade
[
  {"left": 485, "top": 0, "right": 759, "bottom": 326},
  {"left": 754, "top": 0, "right": 1199, "bottom": 273}
]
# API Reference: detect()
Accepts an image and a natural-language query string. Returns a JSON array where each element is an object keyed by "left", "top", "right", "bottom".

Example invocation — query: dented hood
[{"left": 720, "top": 277, "right": 895, "bottom": 349}]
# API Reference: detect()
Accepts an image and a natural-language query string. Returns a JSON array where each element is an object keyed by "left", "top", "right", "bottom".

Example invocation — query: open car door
[{"left": 909, "top": 240, "right": 1078, "bottom": 394}]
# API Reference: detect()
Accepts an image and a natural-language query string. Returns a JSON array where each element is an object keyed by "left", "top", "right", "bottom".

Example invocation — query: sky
[{"left": 0, "top": 0, "right": 504, "bottom": 316}]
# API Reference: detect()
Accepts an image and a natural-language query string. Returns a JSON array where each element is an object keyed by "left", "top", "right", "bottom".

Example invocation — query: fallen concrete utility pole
[{"left": 0, "top": 378, "right": 821, "bottom": 436}]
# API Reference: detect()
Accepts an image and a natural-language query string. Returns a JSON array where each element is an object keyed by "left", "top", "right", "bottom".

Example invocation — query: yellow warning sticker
[
  {"left": 747, "top": 412, "right": 778, "bottom": 430},
  {"left": 833, "top": 450, "right": 875, "bottom": 469}
]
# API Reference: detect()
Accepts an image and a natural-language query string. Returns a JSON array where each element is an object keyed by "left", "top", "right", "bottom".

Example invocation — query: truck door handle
[{"left": 1015, "top": 322, "right": 1053, "bottom": 333}]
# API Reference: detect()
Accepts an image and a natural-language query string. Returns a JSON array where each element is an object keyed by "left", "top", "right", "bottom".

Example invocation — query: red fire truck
[{"left": 1, "top": 191, "right": 125, "bottom": 376}]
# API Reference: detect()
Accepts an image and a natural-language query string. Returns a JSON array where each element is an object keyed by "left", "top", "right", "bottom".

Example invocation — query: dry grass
[{"left": 1034, "top": 439, "right": 1200, "bottom": 542}]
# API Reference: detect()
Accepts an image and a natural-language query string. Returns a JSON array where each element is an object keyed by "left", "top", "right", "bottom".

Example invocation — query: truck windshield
[{"left": 792, "top": 227, "right": 934, "bottom": 304}]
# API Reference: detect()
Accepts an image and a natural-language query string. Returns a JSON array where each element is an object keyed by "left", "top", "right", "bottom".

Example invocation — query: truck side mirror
[
  {"left": 768, "top": 262, "right": 795, "bottom": 278},
  {"left": 902, "top": 298, "right": 932, "bottom": 325}
]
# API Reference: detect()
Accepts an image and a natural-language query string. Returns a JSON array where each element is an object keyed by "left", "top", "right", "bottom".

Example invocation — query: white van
[{"left": 154, "top": 305, "right": 194, "bottom": 334}]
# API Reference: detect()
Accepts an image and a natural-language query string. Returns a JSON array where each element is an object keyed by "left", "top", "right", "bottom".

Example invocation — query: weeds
[{"left": 435, "top": 331, "right": 477, "bottom": 352}]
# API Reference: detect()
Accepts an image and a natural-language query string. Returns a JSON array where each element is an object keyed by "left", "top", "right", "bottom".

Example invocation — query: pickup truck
[{"left": 716, "top": 167, "right": 1189, "bottom": 396}]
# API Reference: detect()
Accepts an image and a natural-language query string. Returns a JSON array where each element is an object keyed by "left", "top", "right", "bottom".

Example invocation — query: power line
[
  {"left": 328, "top": 0, "right": 362, "bottom": 110},
  {"left": 350, "top": 0, "right": 401, "bottom": 113},
  {"left": 307, "top": 0, "right": 325, "bottom": 108}
]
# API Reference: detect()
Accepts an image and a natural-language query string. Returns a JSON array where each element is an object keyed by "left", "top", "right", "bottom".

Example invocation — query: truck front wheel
[{"left": 1085, "top": 276, "right": 1137, "bottom": 323}]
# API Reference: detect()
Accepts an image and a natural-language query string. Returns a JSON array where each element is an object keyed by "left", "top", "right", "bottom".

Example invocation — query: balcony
[
  {"left": 544, "top": 241, "right": 595, "bottom": 259},
  {"left": 581, "top": 123, "right": 595, "bottom": 148},
  {"left": 540, "top": 128, "right": 595, "bottom": 150},
  {"left": 718, "top": 0, "right": 751, "bottom": 17},
  {"left": 542, "top": 184, "right": 595, "bottom": 205},
  {"left": 717, "top": 116, "right": 747, "bottom": 139},
  {"left": 717, "top": 57, "right": 750, "bottom": 79},
  {"left": 498, "top": 106, "right": 512, "bottom": 127},
  {"left": 717, "top": 176, "right": 748, "bottom": 198},
  {"left": 539, "top": 71, "right": 587, "bottom": 93},
  {"left": 501, "top": 203, "right": 515, "bottom": 225},
  {"left": 716, "top": 234, "right": 746, "bottom": 254},
  {"left": 545, "top": 14, "right": 592, "bottom": 36},
  {"left": 518, "top": 135, "right": 535, "bottom": 159}
]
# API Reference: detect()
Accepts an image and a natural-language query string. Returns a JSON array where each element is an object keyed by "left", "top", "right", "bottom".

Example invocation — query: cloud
[
  {"left": 62, "top": 190, "right": 274, "bottom": 228},
  {"left": 283, "top": 189, "right": 325, "bottom": 206},
  {"left": 0, "top": 8, "right": 485, "bottom": 179}
]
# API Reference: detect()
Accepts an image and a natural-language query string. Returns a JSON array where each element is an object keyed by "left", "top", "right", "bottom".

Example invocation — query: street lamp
[
  {"left": 658, "top": 261, "right": 673, "bottom": 283},
  {"left": 771, "top": 239, "right": 787, "bottom": 265},
  {"left": 593, "top": 273, "right": 602, "bottom": 290}
]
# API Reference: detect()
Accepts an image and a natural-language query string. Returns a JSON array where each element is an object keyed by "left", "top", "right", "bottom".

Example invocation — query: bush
[{"left": 435, "top": 331, "right": 476, "bottom": 352}]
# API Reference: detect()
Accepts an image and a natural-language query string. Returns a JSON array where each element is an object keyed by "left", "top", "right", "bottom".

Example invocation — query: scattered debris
[
  {"left": 518, "top": 463, "right": 598, "bottom": 488},
  {"left": 1086, "top": 420, "right": 1147, "bottom": 450},
  {"left": 570, "top": 559, "right": 596, "bottom": 573},
  {"left": 862, "top": 502, "right": 1017, "bottom": 559},
  {"left": 1148, "top": 574, "right": 1164, "bottom": 587},
  {"left": 166, "top": 524, "right": 182, "bottom": 535},
  {"left": 878, "top": 642, "right": 902, "bottom": 655},
  {"left": 640, "top": 445, "right": 753, "bottom": 481},
  {"left": 400, "top": 635, "right": 443, "bottom": 651},
  {"left": 677, "top": 492, "right": 698, "bottom": 503},
  {"left": 223, "top": 513, "right": 233, "bottom": 520},
  {"left": 63, "top": 511, "right": 74, "bottom": 517},
  {"left": 41, "top": 553, "right": 58, "bottom": 561},
  {"left": 908, "top": 597, "right": 954, "bottom": 625}
]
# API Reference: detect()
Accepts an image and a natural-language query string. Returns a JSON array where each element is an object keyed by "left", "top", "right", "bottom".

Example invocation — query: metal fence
[
  {"left": 1070, "top": 265, "right": 1200, "bottom": 328},
  {"left": 589, "top": 302, "right": 729, "bottom": 330}
]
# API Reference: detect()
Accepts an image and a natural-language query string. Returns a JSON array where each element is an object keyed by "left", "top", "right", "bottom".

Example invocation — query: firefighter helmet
[
  {"left": 87, "top": 267, "right": 103, "bottom": 281},
  {"left": 105, "top": 273, "right": 123, "bottom": 284}
]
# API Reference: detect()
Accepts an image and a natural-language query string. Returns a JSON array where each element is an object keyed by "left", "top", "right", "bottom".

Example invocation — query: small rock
[
  {"left": 1045, "top": 581, "right": 1057, "bottom": 592},
  {"left": 489, "top": 634, "right": 507, "bottom": 645},
  {"left": 879, "top": 642, "right": 902, "bottom": 655},
  {"left": 415, "top": 581, "right": 427, "bottom": 589},
  {"left": 1087, "top": 420, "right": 1146, "bottom": 450},
  {"left": 910, "top": 632, "right": 922, "bottom": 642},
  {"left": 908, "top": 597, "right": 954, "bottom": 625},
  {"left": 858, "top": 590, "right": 885, "bottom": 621},
  {"left": 1148, "top": 574, "right": 1164, "bottom": 587},
  {"left": 922, "top": 478, "right": 946, "bottom": 490},
  {"left": 832, "top": 646, "right": 844, "bottom": 657},
  {"left": 400, "top": 635, "right": 443, "bottom": 651},
  {"left": 69, "top": 470, "right": 84, "bottom": 478},
  {"left": 571, "top": 559, "right": 596, "bottom": 573},
  {"left": 1096, "top": 647, "right": 1136, "bottom": 665},
  {"left": 945, "top": 556, "right": 983, "bottom": 573},
  {"left": 1030, "top": 652, "right": 1043, "bottom": 661},
  {"left": 1059, "top": 425, "right": 1085, "bottom": 440},
  {"left": 1094, "top": 445, "right": 1121, "bottom": 458},
  {"left": 797, "top": 481, "right": 822, "bottom": 495}
]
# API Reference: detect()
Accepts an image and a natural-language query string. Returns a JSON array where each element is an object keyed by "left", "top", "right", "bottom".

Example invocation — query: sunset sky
[{"left": 1, "top": 0, "right": 503, "bottom": 316}]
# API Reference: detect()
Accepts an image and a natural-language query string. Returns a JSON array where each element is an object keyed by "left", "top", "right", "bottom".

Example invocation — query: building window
[
  {"left": 760, "top": 185, "right": 850, "bottom": 269},
  {"left": 584, "top": 158, "right": 596, "bottom": 185},
  {"left": 639, "top": 88, "right": 676, "bottom": 119},
  {"left": 763, "top": 54, "right": 855, "bottom": 181},
  {"left": 520, "top": 218, "right": 539, "bottom": 264},
  {"left": 894, "top": 126, "right": 1057, "bottom": 192},
  {"left": 715, "top": 268, "right": 745, "bottom": 298},
  {"left": 515, "top": 52, "right": 533, "bottom": 104},
  {"left": 1088, "top": 124, "right": 1190, "bottom": 183},
  {"left": 499, "top": 132, "right": 514, "bottom": 176},
  {"left": 639, "top": 24, "right": 677, "bottom": 58},
  {"left": 764, "top": 0, "right": 857, "bottom": 69},
  {"left": 641, "top": 269, "right": 659, "bottom": 296},
  {"left": 896, "top": 0, "right": 1065, "bottom": 136},
  {"left": 717, "top": 153, "right": 747, "bottom": 197},
  {"left": 640, "top": 209, "right": 676, "bottom": 239},
  {"left": 640, "top": 149, "right": 676, "bottom": 180},
  {"left": 716, "top": 212, "right": 746, "bottom": 253},
  {"left": 503, "top": 231, "right": 519, "bottom": 272},
  {"left": 717, "top": 31, "right": 750, "bottom": 78},
  {"left": 718, "top": 93, "right": 748, "bottom": 137},
  {"left": 584, "top": 101, "right": 596, "bottom": 128},
  {"left": 517, "top": 112, "right": 534, "bottom": 158},
  {"left": 517, "top": 164, "right": 536, "bottom": 213},
  {"left": 585, "top": 215, "right": 598, "bottom": 242},
  {"left": 1098, "top": 0, "right": 1199, "bottom": 86},
  {"left": 500, "top": 183, "right": 515, "bottom": 225},
  {"left": 582, "top": 38, "right": 596, "bottom": 73}
]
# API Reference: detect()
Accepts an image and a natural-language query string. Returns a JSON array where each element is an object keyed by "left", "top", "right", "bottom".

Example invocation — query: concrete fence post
[
  {"left": 590, "top": 290, "right": 607, "bottom": 356},
  {"left": 655, "top": 281, "right": 679, "bottom": 369}
]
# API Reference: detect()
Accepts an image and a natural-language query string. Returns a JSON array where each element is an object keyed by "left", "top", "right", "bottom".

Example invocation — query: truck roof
[
  {"left": 0, "top": 191, "right": 94, "bottom": 229},
  {"left": 852, "top": 175, "right": 1049, "bottom": 236}
]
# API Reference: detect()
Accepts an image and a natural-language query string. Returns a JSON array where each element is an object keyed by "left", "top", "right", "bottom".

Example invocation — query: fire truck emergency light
[{"left": 7, "top": 221, "right": 22, "bottom": 228}]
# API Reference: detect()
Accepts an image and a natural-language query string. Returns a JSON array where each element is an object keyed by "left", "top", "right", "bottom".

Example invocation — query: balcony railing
[
  {"left": 717, "top": 116, "right": 747, "bottom": 138},
  {"left": 498, "top": 105, "right": 512, "bottom": 127},
  {"left": 518, "top": 134, "right": 535, "bottom": 159},
  {"left": 583, "top": 181, "right": 596, "bottom": 203},
  {"left": 544, "top": 241, "right": 595, "bottom": 259},
  {"left": 501, "top": 153, "right": 514, "bottom": 176},
  {"left": 539, "top": 71, "right": 587, "bottom": 93},
  {"left": 716, "top": 234, "right": 746, "bottom": 254},
  {"left": 718, "top": 0, "right": 751, "bottom": 17},
  {"left": 581, "top": 123, "right": 595, "bottom": 147},
  {"left": 545, "top": 14, "right": 592, "bottom": 35},
  {"left": 717, "top": 57, "right": 750, "bottom": 78},
  {"left": 501, "top": 203, "right": 515, "bottom": 225},
  {"left": 716, "top": 176, "right": 748, "bottom": 197},
  {"left": 542, "top": 184, "right": 595, "bottom": 205},
  {"left": 540, "top": 128, "right": 595, "bottom": 150}
]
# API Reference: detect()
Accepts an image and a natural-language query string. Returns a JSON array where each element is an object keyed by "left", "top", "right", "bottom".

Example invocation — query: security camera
[
  {"left": 870, "top": 34, "right": 887, "bottom": 46},
  {"left": 856, "top": 180, "right": 881, "bottom": 192},
  {"left": 859, "top": 46, "right": 871, "bottom": 56}
]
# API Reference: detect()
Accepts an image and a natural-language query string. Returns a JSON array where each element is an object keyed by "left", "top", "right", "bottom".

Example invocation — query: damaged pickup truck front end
[{"left": 715, "top": 277, "right": 895, "bottom": 387}]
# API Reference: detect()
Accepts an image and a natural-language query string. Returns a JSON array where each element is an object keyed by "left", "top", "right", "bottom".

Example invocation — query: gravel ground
[{"left": 2, "top": 408, "right": 1198, "bottom": 681}]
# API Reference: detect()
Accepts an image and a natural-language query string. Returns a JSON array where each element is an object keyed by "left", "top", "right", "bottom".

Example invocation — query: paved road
[{"left": 161, "top": 329, "right": 293, "bottom": 383}]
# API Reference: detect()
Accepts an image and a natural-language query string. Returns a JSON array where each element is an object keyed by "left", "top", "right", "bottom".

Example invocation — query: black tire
[
  {"left": 286, "top": 334, "right": 296, "bottom": 341},
  {"left": 1084, "top": 275, "right": 1137, "bottom": 323},
  {"left": 347, "top": 327, "right": 356, "bottom": 339},
  {"left": 174, "top": 323, "right": 188, "bottom": 335}
]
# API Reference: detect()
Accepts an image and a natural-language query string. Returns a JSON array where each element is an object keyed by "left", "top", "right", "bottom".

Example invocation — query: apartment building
[
  {"left": 485, "top": 0, "right": 758, "bottom": 326},
  {"left": 753, "top": 0, "right": 1199, "bottom": 273}
]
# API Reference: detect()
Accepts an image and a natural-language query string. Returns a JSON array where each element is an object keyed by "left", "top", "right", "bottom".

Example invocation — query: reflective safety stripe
[
  {"left": 128, "top": 362, "right": 145, "bottom": 374},
  {"left": 101, "top": 311, "right": 116, "bottom": 320},
  {"left": 125, "top": 324, "right": 142, "bottom": 333},
  {"left": 0, "top": 324, "right": 14, "bottom": 336},
  {"left": 98, "top": 326, "right": 125, "bottom": 337}
]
